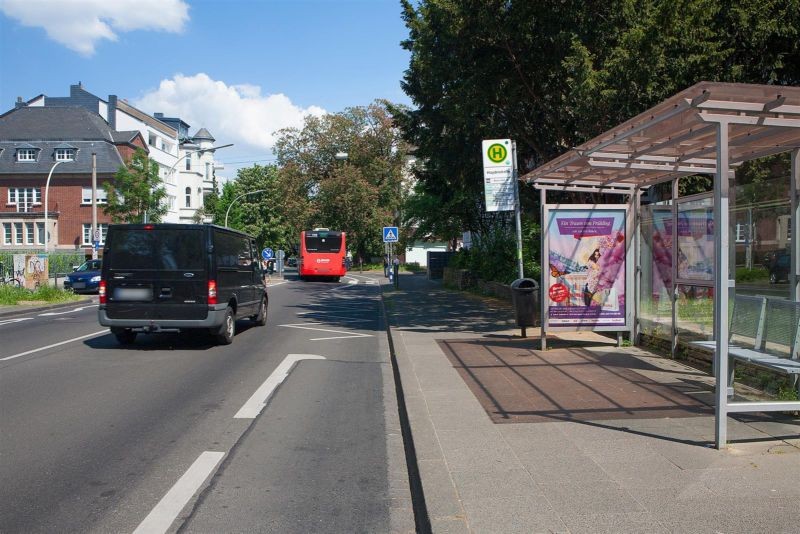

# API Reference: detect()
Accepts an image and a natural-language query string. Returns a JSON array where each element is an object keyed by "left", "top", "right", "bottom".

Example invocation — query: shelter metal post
[
  {"left": 540, "top": 187, "right": 547, "bottom": 351},
  {"left": 671, "top": 178, "right": 679, "bottom": 359},
  {"left": 792, "top": 149, "right": 799, "bottom": 302},
  {"left": 714, "top": 121, "right": 731, "bottom": 450},
  {"left": 633, "top": 187, "right": 641, "bottom": 345}
]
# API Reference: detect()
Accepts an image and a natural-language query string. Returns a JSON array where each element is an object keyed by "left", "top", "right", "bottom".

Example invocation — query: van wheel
[
  {"left": 216, "top": 307, "right": 235, "bottom": 344},
  {"left": 113, "top": 328, "right": 136, "bottom": 345},
  {"left": 252, "top": 297, "right": 267, "bottom": 326}
]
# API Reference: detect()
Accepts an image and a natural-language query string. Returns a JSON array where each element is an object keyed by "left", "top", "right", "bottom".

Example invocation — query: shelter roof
[{"left": 522, "top": 82, "right": 800, "bottom": 191}]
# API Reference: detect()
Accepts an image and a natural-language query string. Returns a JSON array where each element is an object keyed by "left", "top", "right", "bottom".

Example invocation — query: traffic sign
[
  {"left": 383, "top": 227, "right": 399, "bottom": 243},
  {"left": 262, "top": 248, "right": 274, "bottom": 260}
]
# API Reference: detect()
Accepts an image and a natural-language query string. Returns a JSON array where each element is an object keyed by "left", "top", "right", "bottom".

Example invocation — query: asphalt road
[{"left": 0, "top": 271, "right": 409, "bottom": 533}]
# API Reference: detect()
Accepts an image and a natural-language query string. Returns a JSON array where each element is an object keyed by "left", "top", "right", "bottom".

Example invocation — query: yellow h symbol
[{"left": 487, "top": 143, "right": 507, "bottom": 163}]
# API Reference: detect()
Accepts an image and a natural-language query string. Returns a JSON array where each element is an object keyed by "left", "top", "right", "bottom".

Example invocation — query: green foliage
[
  {"left": 735, "top": 267, "right": 769, "bottom": 283},
  {"left": 104, "top": 149, "right": 167, "bottom": 223},
  {"left": 273, "top": 101, "right": 410, "bottom": 262},
  {"left": 401, "top": 262, "right": 424, "bottom": 272},
  {"left": 395, "top": 0, "right": 800, "bottom": 244}
]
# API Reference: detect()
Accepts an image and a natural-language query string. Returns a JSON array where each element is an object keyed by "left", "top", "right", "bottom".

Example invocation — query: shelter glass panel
[
  {"left": 675, "top": 284, "right": 715, "bottom": 345},
  {"left": 639, "top": 193, "right": 673, "bottom": 343}
]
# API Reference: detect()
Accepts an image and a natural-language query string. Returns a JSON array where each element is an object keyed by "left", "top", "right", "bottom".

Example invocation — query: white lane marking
[
  {"left": 278, "top": 323, "right": 373, "bottom": 339},
  {"left": 267, "top": 280, "right": 289, "bottom": 287},
  {"left": 0, "top": 317, "right": 33, "bottom": 326},
  {"left": 234, "top": 354, "right": 326, "bottom": 419},
  {"left": 0, "top": 330, "right": 107, "bottom": 361},
  {"left": 38, "top": 304, "right": 99, "bottom": 316},
  {"left": 133, "top": 451, "right": 225, "bottom": 534}
]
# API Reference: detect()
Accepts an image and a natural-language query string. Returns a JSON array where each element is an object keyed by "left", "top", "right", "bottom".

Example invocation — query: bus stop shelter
[{"left": 522, "top": 82, "right": 800, "bottom": 449}]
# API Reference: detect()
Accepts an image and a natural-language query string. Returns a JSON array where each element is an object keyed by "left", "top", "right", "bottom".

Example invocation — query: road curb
[{"left": 0, "top": 298, "right": 94, "bottom": 319}]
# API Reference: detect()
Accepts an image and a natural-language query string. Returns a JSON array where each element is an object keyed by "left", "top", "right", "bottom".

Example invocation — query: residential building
[
  {"left": 23, "top": 83, "right": 224, "bottom": 222},
  {"left": 0, "top": 106, "right": 146, "bottom": 253}
]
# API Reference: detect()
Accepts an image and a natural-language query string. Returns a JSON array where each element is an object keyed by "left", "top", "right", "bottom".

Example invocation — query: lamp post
[
  {"left": 225, "top": 189, "right": 266, "bottom": 227},
  {"left": 44, "top": 159, "right": 72, "bottom": 253},
  {"left": 144, "top": 143, "right": 234, "bottom": 223}
]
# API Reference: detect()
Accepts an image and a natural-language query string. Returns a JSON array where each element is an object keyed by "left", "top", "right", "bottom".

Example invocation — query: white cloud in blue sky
[
  {"left": 0, "top": 0, "right": 189, "bottom": 55},
  {"left": 133, "top": 73, "right": 326, "bottom": 152}
]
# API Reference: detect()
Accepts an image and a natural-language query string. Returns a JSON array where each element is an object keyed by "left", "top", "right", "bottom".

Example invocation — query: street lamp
[
  {"left": 44, "top": 159, "right": 73, "bottom": 253},
  {"left": 225, "top": 189, "right": 266, "bottom": 227}
]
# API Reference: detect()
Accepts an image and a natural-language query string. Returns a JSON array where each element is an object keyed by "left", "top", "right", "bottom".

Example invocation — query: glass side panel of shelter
[{"left": 638, "top": 158, "right": 795, "bottom": 351}]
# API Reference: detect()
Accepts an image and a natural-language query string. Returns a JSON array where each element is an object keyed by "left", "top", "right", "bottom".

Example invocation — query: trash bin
[{"left": 510, "top": 278, "right": 539, "bottom": 335}]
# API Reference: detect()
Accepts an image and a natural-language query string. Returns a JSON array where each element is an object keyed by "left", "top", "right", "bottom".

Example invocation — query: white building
[{"left": 26, "top": 84, "right": 224, "bottom": 223}]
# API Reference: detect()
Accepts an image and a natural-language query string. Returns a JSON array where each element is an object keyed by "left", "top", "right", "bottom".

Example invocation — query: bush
[{"left": 735, "top": 267, "right": 768, "bottom": 283}]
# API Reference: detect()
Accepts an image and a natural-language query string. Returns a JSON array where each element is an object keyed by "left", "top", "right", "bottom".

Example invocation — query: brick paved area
[{"left": 439, "top": 338, "right": 712, "bottom": 423}]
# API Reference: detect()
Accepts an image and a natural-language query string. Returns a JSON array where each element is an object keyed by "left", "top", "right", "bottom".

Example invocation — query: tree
[
  {"left": 394, "top": 0, "right": 800, "bottom": 280},
  {"left": 104, "top": 149, "right": 167, "bottom": 223},
  {"left": 273, "top": 101, "right": 409, "bottom": 262}
]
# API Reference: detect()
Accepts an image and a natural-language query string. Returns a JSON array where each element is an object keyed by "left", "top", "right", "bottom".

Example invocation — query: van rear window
[{"left": 107, "top": 229, "right": 204, "bottom": 270}]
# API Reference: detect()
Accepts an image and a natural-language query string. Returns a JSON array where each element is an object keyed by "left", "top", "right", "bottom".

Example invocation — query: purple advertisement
[{"left": 547, "top": 208, "right": 627, "bottom": 327}]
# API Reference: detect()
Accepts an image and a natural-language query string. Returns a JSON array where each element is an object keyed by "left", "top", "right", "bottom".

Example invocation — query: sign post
[{"left": 482, "top": 139, "right": 523, "bottom": 278}]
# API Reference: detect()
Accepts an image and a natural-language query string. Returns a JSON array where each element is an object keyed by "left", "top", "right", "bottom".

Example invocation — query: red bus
[{"left": 298, "top": 229, "right": 347, "bottom": 281}]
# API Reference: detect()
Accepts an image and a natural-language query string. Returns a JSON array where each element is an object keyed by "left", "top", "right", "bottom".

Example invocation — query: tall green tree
[
  {"left": 394, "top": 0, "right": 800, "bottom": 278},
  {"left": 104, "top": 148, "right": 167, "bottom": 223},
  {"left": 273, "top": 101, "right": 409, "bottom": 261}
]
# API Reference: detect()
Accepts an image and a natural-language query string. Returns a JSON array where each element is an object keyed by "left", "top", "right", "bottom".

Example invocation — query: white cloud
[
  {"left": 133, "top": 73, "right": 326, "bottom": 153},
  {"left": 0, "top": 0, "right": 188, "bottom": 55}
]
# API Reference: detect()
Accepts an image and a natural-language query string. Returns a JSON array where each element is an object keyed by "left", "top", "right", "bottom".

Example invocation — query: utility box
[{"left": 510, "top": 278, "right": 539, "bottom": 335}]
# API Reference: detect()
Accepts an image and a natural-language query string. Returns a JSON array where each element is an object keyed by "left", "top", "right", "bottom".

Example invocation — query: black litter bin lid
[{"left": 511, "top": 278, "right": 539, "bottom": 290}]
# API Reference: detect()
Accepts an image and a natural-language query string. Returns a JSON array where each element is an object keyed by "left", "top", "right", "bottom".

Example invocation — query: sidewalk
[{"left": 381, "top": 272, "right": 800, "bottom": 533}]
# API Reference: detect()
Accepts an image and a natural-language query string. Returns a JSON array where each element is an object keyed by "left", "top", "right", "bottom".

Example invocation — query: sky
[{"left": 0, "top": 0, "right": 412, "bottom": 175}]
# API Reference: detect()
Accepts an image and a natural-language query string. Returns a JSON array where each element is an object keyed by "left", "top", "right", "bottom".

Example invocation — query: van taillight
[
  {"left": 208, "top": 280, "right": 217, "bottom": 305},
  {"left": 99, "top": 280, "right": 107, "bottom": 304}
]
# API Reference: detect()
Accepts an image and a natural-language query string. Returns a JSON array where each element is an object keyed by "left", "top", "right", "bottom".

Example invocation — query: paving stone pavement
[{"left": 381, "top": 272, "right": 800, "bottom": 534}]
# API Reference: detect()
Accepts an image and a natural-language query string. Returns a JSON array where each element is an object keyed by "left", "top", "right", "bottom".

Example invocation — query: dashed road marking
[
  {"left": 39, "top": 304, "right": 99, "bottom": 316},
  {"left": 0, "top": 330, "right": 107, "bottom": 361}
]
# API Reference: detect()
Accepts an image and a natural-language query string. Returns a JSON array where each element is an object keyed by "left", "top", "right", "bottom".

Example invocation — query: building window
[
  {"left": 167, "top": 195, "right": 175, "bottom": 210},
  {"left": 185, "top": 154, "right": 191, "bottom": 171},
  {"left": 55, "top": 148, "right": 75, "bottom": 161},
  {"left": 37, "top": 223, "right": 44, "bottom": 245},
  {"left": 14, "top": 223, "right": 23, "bottom": 244},
  {"left": 2, "top": 223, "right": 11, "bottom": 245},
  {"left": 24, "top": 222, "right": 35, "bottom": 245},
  {"left": 205, "top": 162, "right": 211, "bottom": 181},
  {"left": 82, "top": 224, "right": 108, "bottom": 245},
  {"left": 149, "top": 133, "right": 157, "bottom": 147},
  {"left": 16, "top": 148, "right": 36, "bottom": 161},
  {"left": 8, "top": 188, "right": 41, "bottom": 212},
  {"left": 81, "top": 187, "right": 108, "bottom": 204},
  {"left": 185, "top": 187, "right": 191, "bottom": 208},
  {"left": 734, "top": 223, "right": 753, "bottom": 243}
]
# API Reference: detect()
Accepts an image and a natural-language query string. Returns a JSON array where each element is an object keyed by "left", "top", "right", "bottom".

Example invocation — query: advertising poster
[
  {"left": 546, "top": 208, "right": 627, "bottom": 327},
  {"left": 675, "top": 207, "right": 714, "bottom": 282},
  {"left": 650, "top": 208, "right": 673, "bottom": 298}
]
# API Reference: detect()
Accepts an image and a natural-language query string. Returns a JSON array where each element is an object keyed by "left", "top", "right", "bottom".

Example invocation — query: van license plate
[
  {"left": 72, "top": 282, "right": 86, "bottom": 289},
  {"left": 114, "top": 288, "right": 152, "bottom": 301}
]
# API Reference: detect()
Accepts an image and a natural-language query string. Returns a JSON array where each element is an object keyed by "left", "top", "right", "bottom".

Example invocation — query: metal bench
[{"left": 692, "top": 295, "right": 800, "bottom": 396}]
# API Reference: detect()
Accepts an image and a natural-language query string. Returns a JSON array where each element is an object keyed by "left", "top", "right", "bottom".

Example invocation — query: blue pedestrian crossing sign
[
  {"left": 383, "top": 226, "right": 399, "bottom": 243},
  {"left": 261, "top": 248, "right": 274, "bottom": 260}
]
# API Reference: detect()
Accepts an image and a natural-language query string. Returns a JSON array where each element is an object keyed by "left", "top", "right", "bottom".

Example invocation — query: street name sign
[
  {"left": 481, "top": 139, "right": 515, "bottom": 212},
  {"left": 383, "top": 227, "right": 399, "bottom": 243}
]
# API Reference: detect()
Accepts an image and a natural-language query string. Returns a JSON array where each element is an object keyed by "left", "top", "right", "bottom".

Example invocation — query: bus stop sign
[
  {"left": 261, "top": 248, "right": 274, "bottom": 260},
  {"left": 383, "top": 227, "right": 398, "bottom": 243}
]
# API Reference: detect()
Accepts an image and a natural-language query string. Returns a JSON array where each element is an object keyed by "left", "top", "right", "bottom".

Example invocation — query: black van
[{"left": 98, "top": 224, "right": 268, "bottom": 345}]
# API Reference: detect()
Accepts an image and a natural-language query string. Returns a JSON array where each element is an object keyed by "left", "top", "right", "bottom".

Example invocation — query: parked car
[
  {"left": 64, "top": 259, "right": 102, "bottom": 293},
  {"left": 98, "top": 224, "right": 268, "bottom": 345},
  {"left": 286, "top": 256, "right": 297, "bottom": 267},
  {"left": 767, "top": 249, "right": 790, "bottom": 284}
]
